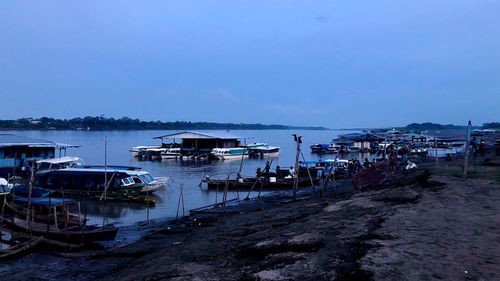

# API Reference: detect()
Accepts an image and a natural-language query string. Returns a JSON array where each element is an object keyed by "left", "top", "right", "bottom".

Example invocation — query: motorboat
[
  {"left": 36, "top": 156, "right": 85, "bottom": 171},
  {"left": 160, "top": 148, "right": 182, "bottom": 160},
  {"left": 33, "top": 168, "right": 144, "bottom": 199},
  {"left": 130, "top": 145, "right": 161, "bottom": 157},
  {"left": 210, "top": 147, "right": 248, "bottom": 160},
  {"left": 248, "top": 144, "right": 280, "bottom": 158}
]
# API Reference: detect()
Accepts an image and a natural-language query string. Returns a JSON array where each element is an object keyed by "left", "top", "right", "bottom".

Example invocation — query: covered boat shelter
[
  {"left": 0, "top": 134, "right": 79, "bottom": 178},
  {"left": 154, "top": 131, "right": 244, "bottom": 156}
]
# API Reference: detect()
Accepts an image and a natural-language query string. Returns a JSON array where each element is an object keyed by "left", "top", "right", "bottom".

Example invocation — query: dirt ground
[{"left": 1, "top": 134, "right": 500, "bottom": 281}]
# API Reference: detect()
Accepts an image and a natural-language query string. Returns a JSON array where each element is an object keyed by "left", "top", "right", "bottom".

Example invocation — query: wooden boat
[
  {"left": 0, "top": 229, "right": 43, "bottom": 260},
  {"left": 202, "top": 174, "right": 318, "bottom": 190},
  {"left": 5, "top": 196, "right": 87, "bottom": 226},
  {"left": 1, "top": 197, "right": 118, "bottom": 244}
]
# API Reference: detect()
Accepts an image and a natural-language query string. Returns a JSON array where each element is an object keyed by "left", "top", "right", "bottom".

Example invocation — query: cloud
[
  {"left": 313, "top": 15, "right": 329, "bottom": 23},
  {"left": 215, "top": 87, "right": 234, "bottom": 100}
]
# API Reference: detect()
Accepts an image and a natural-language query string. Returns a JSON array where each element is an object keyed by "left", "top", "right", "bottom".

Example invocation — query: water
[{"left": 2, "top": 129, "right": 358, "bottom": 227}]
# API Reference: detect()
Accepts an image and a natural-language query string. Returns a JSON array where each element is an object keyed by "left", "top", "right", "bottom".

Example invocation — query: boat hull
[
  {"left": 202, "top": 177, "right": 317, "bottom": 191},
  {"left": 1, "top": 217, "right": 118, "bottom": 244}
]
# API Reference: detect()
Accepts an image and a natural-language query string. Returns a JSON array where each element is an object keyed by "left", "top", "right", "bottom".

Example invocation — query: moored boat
[
  {"left": 160, "top": 147, "right": 182, "bottom": 159},
  {"left": 248, "top": 144, "right": 280, "bottom": 158},
  {"left": 1, "top": 197, "right": 118, "bottom": 243},
  {"left": 201, "top": 175, "right": 317, "bottom": 190},
  {"left": 130, "top": 145, "right": 161, "bottom": 157},
  {"left": 35, "top": 157, "right": 166, "bottom": 194},
  {"left": 210, "top": 147, "right": 248, "bottom": 160},
  {"left": 33, "top": 168, "right": 144, "bottom": 199},
  {"left": 36, "top": 157, "right": 85, "bottom": 171}
]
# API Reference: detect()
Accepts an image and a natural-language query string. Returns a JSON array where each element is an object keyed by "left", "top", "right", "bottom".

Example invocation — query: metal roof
[
  {"left": 154, "top": 131, "right": 243, "bottom": 140},
  {"left": 0, "top": 134, "right": 80, "bottom": 149},
  {"left": 0, "top": 134, "right": 56, "bottom": 147},
  {"left": 36, "top": 156, "right": 83, "bottom": 164}
]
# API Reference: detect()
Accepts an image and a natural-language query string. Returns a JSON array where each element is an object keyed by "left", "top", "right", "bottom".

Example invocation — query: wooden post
[
  {"left": 104, "top": 136, "right": 108, "bottom": 201},
  {"left": 238, "top": 138, "right": 246, "bottom": 178},
  {"left": 435, "top": 137, "right": 438, "bottom": 167},
  {"left": 26, "top": 165, "right": 35, "bottom": 234},
  {"left": 383, "top": 135, "right": 387, "bottom": 159},
  {"left": 292, "top": 134, "right": 302, "bottom": 199},
  {"left": 463, "top": 121, "right": 472, "bottom": 178},
  {"left": 176, "top": 183, "right": 185, "bottom": 218}
]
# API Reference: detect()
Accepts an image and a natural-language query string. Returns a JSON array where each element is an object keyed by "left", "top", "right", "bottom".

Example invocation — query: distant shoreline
[{"left": 0, "top": 117, "right": 328, "bottom": 131}]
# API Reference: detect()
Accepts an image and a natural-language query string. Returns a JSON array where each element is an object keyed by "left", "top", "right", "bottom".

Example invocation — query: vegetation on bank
[
  {"left": 403, "top": 122, "right": 468, "bottom": 131},
  {"left": 483, "top": 122, "right": 500, "bottom": 130},
  {"left": 0, "top": 117, "right": 327, "bottom": 131}
]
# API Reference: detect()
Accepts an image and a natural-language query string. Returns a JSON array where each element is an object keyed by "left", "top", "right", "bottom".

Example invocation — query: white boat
[
  {"left": 160, "top": 148, "right": 182, "bottom": 160},
  {"left": 130, "top": 145, "right": 161, "bottom": 157},
  {"left": 248, "top": 144, "right": 280, "bottom": 158},
  {"left": 124, "top": 170, "right": 167, "bottom": 193},
  {"left": 210, "top": 147, "right": 248, "bottom": 160},
  {"left": 36, "top": 156, "right": 85, "bottom": 171}
]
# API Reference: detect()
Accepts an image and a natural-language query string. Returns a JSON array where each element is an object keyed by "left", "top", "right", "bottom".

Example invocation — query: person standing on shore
[
  {"left": 470, "top": 137, "right": 478, "bottom": 157},
  {"left": 479, "top": 139, "right": 486, "bottom": 157}
]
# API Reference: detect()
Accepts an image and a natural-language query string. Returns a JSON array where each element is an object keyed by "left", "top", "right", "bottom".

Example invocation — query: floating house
[
  {"left": 154, "top": 131, "right": 243, "bottom": 158},
  {"left": 0, "top": 134, "right": 78, "bottom": 178}
]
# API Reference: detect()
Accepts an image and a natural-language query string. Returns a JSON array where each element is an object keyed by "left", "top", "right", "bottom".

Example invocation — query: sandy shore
[{"left": 2, "top": 134, "right": 500, "bottom": 281}]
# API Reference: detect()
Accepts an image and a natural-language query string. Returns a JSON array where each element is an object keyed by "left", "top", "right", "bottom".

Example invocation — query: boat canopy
[{"left": 36, "top": 156, "right": 83, "bottom": 165}]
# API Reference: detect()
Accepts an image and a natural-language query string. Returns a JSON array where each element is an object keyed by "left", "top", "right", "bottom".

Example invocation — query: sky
[{"left": 0, "top": 1, "right": 499, "bottom": 128}]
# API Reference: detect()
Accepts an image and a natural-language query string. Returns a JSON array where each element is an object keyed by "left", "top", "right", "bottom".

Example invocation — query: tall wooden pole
[
  {"left": 463, "top": 121, "right": 471, "bottom": 178},
  {"left": 292, "top": 134, "right": 302, "bottom": 199},
  {"left": 104, "top": 135, "right": 108, "bottom": 200},
  {"left": 435, "top": 137, "right": 438, "bottom": 167}
]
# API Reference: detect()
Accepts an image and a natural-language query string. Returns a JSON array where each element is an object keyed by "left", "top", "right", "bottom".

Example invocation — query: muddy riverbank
[{"left": 3, "top": 171, "right": 500, "bottom": 280}]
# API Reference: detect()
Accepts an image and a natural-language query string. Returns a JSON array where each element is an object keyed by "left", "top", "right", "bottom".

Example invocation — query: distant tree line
[
  {"left": 404, "top": 122, "right": 499, "bottom": 131},
  {"left": 482, "top": 122, "right": 500, "bottom": 129},
  {"left": 404, "top": 122, "right": 467, "bottom": 131},
  {"left": 0, "top": 116, "right": 326, "bottom": 131}
]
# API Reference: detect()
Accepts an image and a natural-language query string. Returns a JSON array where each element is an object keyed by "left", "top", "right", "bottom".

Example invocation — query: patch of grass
[{"left": 433, "top": 162, "right": 500, "bottom": 183}]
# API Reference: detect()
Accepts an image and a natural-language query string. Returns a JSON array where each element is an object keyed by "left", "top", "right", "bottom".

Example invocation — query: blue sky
[{"left": 0, "top": 1, "right": 499, "bottom": 128}]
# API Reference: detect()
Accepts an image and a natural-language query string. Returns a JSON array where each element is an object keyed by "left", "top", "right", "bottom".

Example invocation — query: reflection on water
[{"left": 2, "top": 129, "right": 358, "bottom": 227}]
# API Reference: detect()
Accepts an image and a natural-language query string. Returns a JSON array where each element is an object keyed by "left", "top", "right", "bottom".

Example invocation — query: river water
[{"left": 3, "top": 129, "right": 358, "bottom": 227}]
